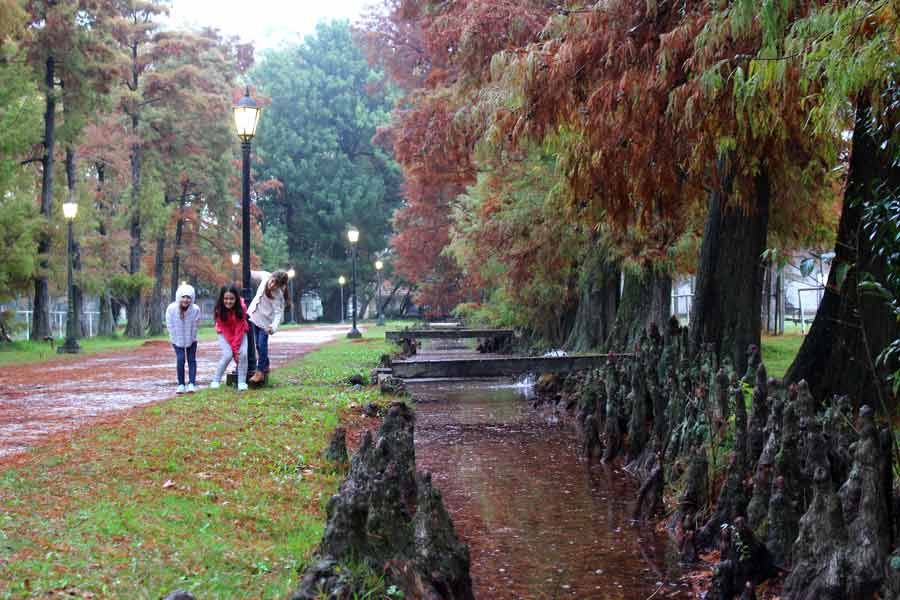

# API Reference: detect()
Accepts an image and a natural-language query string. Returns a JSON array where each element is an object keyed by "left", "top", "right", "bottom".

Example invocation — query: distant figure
[
  {"left": 165, "top": 283, "right": 201, "bottom": 394},
  {"left": 247, "top": 270, "right": 290, "bottom": 383},
  {"left": 211, "top": 284, "right": 249, "bottom": 391}
]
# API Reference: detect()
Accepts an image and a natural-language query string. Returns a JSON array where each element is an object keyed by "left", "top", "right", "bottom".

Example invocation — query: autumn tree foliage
[
  {"left": 359, "top": 0, "right": 557, "bottom": 316},
  {"left": 252, "top": 21, "right": 401, "bottom": 322},
  {"left": 22, "top": 0, "right": 120, "bottom": 340}
]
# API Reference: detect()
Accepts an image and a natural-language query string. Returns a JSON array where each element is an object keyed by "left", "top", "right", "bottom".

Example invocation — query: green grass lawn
[
  {"left": 0, "top": 326, "right": 394, "bottom": 599},
  {"left": 760, "top": 333, "right": 804, "bottom": 378}
]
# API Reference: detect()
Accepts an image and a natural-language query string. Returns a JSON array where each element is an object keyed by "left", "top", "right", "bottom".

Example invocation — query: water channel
[{"left": 410, "top": 378, "right": 690, "bottom": 599}]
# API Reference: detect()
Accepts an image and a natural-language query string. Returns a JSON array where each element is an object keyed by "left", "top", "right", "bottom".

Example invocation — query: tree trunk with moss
[
  {"left": 606, "top": 267, "right": 670, "bottom": 352},
  {"left": 786, "top": 98, "right": 898, "bottom": 412},
  {"left": 565, "top": 244, "right": 620, "bottom": 352},
  {"left": 689, "top": 164, "right": 769, "bottom": 375}
]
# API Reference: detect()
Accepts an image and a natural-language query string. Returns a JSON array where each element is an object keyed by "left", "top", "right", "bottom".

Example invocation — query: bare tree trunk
[
  {"left": 125, "top": 41, "right": 144, "bottom": 338},
  {"left": 65, "top": 145, "right": 84, "bottom": 338},
  {"left": 95, "top": 162, "right": 115, "bottom": 336},
  {"left": 380, "top": 281, "right": 402, "bottom": 317},
  {"left": 32, "top": 55, "right": 57, "bottom": 341},
  {"left": 98, "top": 289, "right": 115, "bottom": 336},
  {"left": 786, "top": 97, "right": 898, "bottom": 411},
  {"left": 689, "top": 163, "right": 770, "bottom": 374},
  {"left": 170, "top": 188, "right": 186, "bottom": 299},
  {"left": 607, "top": 267, "right": 671, "bottom": 352},
  {"left": 565, "top": 243, "right": 621, "bottom": 352},
  {"left": 148, "top": 232, "right": 166, "bottom": 336}
]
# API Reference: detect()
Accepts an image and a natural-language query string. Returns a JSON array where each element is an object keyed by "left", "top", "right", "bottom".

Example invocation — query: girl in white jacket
[
  {"left": 165, "top": 283, "right": 201, "bottom": 393},
  {"left": 247, "top": 270, "right": 290, "bottom": 383}
]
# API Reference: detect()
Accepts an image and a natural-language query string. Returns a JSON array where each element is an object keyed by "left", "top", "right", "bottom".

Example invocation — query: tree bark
[
  {"left": 170, "top": 188, "right": 186, "bottom": 299},
  {"left": 689, "top": 164, "right": 770, "bottom": 374},
  {"left": 381, "top": 281, "right": 402, "bottom": 317},
  {"left": 606, "top": 267, "right": 671, "bottom": 352},
  {"left": 125, "top": 41, "right": 143, "bottom": 339},
  {"left": 565, "top": 245, "right": 621, "bottom": 352},
  {"left": 65, "top": 145, "right": 84, "bottom": 338},
  {"left": 400, "top": 286, "right": 415, "bottom": 316},
  {"left": 98, "top": 289, "right": 115, "bottom": 336},
  {"left": 32, "top": 55, "right": 57, "bottom": 341},
  {"left": 95, "top": 163, "right": 115, "bottom": 336},
  {"left": 148, "top": 233, "right": 166, "bottom": 336},
  {"left": 785, "top": 98, "right": 898, "bottom": 411}
]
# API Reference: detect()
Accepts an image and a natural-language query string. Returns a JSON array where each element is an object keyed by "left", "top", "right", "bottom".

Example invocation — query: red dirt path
[{"left": 0, "top": 325, "right": 350, "bottom": 460}]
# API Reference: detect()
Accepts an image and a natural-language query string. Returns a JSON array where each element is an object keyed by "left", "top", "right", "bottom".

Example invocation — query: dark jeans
[
  {"left": 173, "top": 342, "right": 197, "bottom": 385},
  {"left": 254, "top": 325, "right": 270, "bottom": 373}
]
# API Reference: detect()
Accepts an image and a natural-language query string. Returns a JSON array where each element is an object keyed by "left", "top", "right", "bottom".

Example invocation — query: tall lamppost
[
  {"left": 58, "top": 197, "right": 81, "bottom": 354},
  {"left": 338, "top": 275, "right": 346, "bottom": 324},
  {"left": 375, "top": 259, "right": 385, "bottom": 326},
  {"left": 233, "top": 86, "right": 261, "bottom": 377},
  {"left": 287, "top": 267, "right": 296, "bottom": 323},
  {"left": 347, "top": 227, "right": 361, "bottom": 338},
  {"left": 231, "top": 251, "right": 240, "bottom": 285}
]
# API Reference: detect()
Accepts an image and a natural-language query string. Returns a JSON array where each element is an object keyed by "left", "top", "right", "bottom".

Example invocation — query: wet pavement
[
  {"left": 0, "top": 325, "right": 351, "bottom": 459},
  {"left": 411, "top": 379, "right": 688, "bottom": 599}
]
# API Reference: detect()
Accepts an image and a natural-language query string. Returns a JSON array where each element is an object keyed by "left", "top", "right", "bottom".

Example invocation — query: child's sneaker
[
  {"left": 209, "top": 380, "right": 220, "bottom": 389},
  {"left": 237, "top": 382, "right": 248, "bottom": 392},
  {"left": 187, "top": 383, "right": 196, "bottom": 393},
  {"left": 176, "top": 384, "right": 186, "bottom": 394}
]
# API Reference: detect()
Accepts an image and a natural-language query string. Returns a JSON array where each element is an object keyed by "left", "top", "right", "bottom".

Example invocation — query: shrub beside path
[{"left": 0, "top": 325, "right": 350, "bottom": 459}]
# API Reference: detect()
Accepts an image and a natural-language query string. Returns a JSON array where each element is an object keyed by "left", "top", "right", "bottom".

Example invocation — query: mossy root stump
[
  {"left": 545, "top": 318, "right": 896, "bottom": 599},
  {"left": 290, "top": 402, "right": 473, "bottom": 600}
]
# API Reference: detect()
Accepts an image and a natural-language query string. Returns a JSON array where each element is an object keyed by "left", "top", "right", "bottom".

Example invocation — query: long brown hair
[
  {"left": 267, "top": 270, "right": 292, "bottom": 309},
  {"left": 215, "top": 285, "right": 244, "bottom": 321}
]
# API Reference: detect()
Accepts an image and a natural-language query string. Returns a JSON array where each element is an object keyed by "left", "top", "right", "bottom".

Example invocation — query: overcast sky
[{"left": 168, "top": 0, "right": 373, "bottom": 50}]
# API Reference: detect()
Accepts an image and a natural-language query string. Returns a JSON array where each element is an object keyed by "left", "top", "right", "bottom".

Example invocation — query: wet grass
[
  {"left": 0, "top": 326, "right": 394, "bottom": 599},
  {"left": 760, "top": 333, "right": 804, "bottom": 379}
]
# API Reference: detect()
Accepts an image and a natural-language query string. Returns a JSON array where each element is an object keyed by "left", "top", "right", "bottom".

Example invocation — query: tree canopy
[{"left": 252, "top": 20, "right": 401, "bottom": 318}]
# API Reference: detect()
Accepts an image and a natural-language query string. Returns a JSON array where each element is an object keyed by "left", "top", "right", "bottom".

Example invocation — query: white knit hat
[{"left": 175, "top": 283, "right": 195, "bottom": 302}]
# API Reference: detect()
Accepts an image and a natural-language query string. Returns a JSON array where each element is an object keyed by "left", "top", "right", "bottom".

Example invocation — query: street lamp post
[
  {"left": 375, "top": 259, "right": 385, "bottom": 326},
  {"left": 338, "top": 275, "right": 346, "bottom": 324},
  {"left": 58, "top": 198, "right": 81, "bottom": 354},
  {"left": 233, "top": 86, "right": 261, "bottom": 378},
  {"left": 287, "top": 267, "right": 296, "bottom": 323},
  {"left": 231, "top": 251, "right": 240, "bottom": 285},
  {"left": 347, "top": 227, "right": 361, "bottom": 338}
]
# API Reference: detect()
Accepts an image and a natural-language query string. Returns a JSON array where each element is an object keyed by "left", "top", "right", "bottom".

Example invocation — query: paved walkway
[{"left": 0, "top": 325, "right": 352, "bottom": 459}]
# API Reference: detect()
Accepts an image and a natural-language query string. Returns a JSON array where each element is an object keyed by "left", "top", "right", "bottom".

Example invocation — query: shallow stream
[{"left": 410, "top": 378, "right": 689, "bottom": 599}]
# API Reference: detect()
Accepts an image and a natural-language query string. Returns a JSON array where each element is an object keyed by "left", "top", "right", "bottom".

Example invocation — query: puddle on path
[{"left": 410, "top": 379, "right": 689, "bottom": 599}]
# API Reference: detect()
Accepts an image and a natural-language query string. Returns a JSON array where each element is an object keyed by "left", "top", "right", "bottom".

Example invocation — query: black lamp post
[
  {"left": 58, "top": 197, "right": 81, "bottom": 354},
  {"left": 375, "top": 259, "right": 385, "bottom": 326},
  {"left": 233, "top": 86, "right": 261, "bottom": 377},
  {"left": 347, "top": 227, "right": 361, "bottom": 338}
]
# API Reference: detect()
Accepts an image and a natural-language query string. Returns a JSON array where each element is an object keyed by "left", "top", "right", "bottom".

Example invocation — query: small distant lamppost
[
  {"left": 338, "top": 275, "right": 346, "bottom": 324},
  {"left": 58, "top": 197, "right": 81, "bottom": 354},
  {"left": 287, "top": 267, "right": 296, "bottom": 323},
  {"left": 233, "top": 85, "right": 261, "bottom": 377},
  {"left": 347, "top": 227, "right": 361, "bottom": 338},
  {"left": 231, "top": 252, "right": 240, "bottom": 284},
  {"left": 375, "top": 259, "right": 385, "bottom": 326}
]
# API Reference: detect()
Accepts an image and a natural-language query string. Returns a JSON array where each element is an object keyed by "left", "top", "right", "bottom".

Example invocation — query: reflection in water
[{"left": 411, "top": 380, "right": 687, "bottom": 599}]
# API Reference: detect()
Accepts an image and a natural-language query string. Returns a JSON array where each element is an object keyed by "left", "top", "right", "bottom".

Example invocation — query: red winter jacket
[{"left": 215, "top": 298, "right": 249, "bottom": 356}]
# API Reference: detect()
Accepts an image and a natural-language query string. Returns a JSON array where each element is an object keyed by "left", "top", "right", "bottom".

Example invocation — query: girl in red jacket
[{"left": 211, "top": 284, "right": 250, "bottom": 391}]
